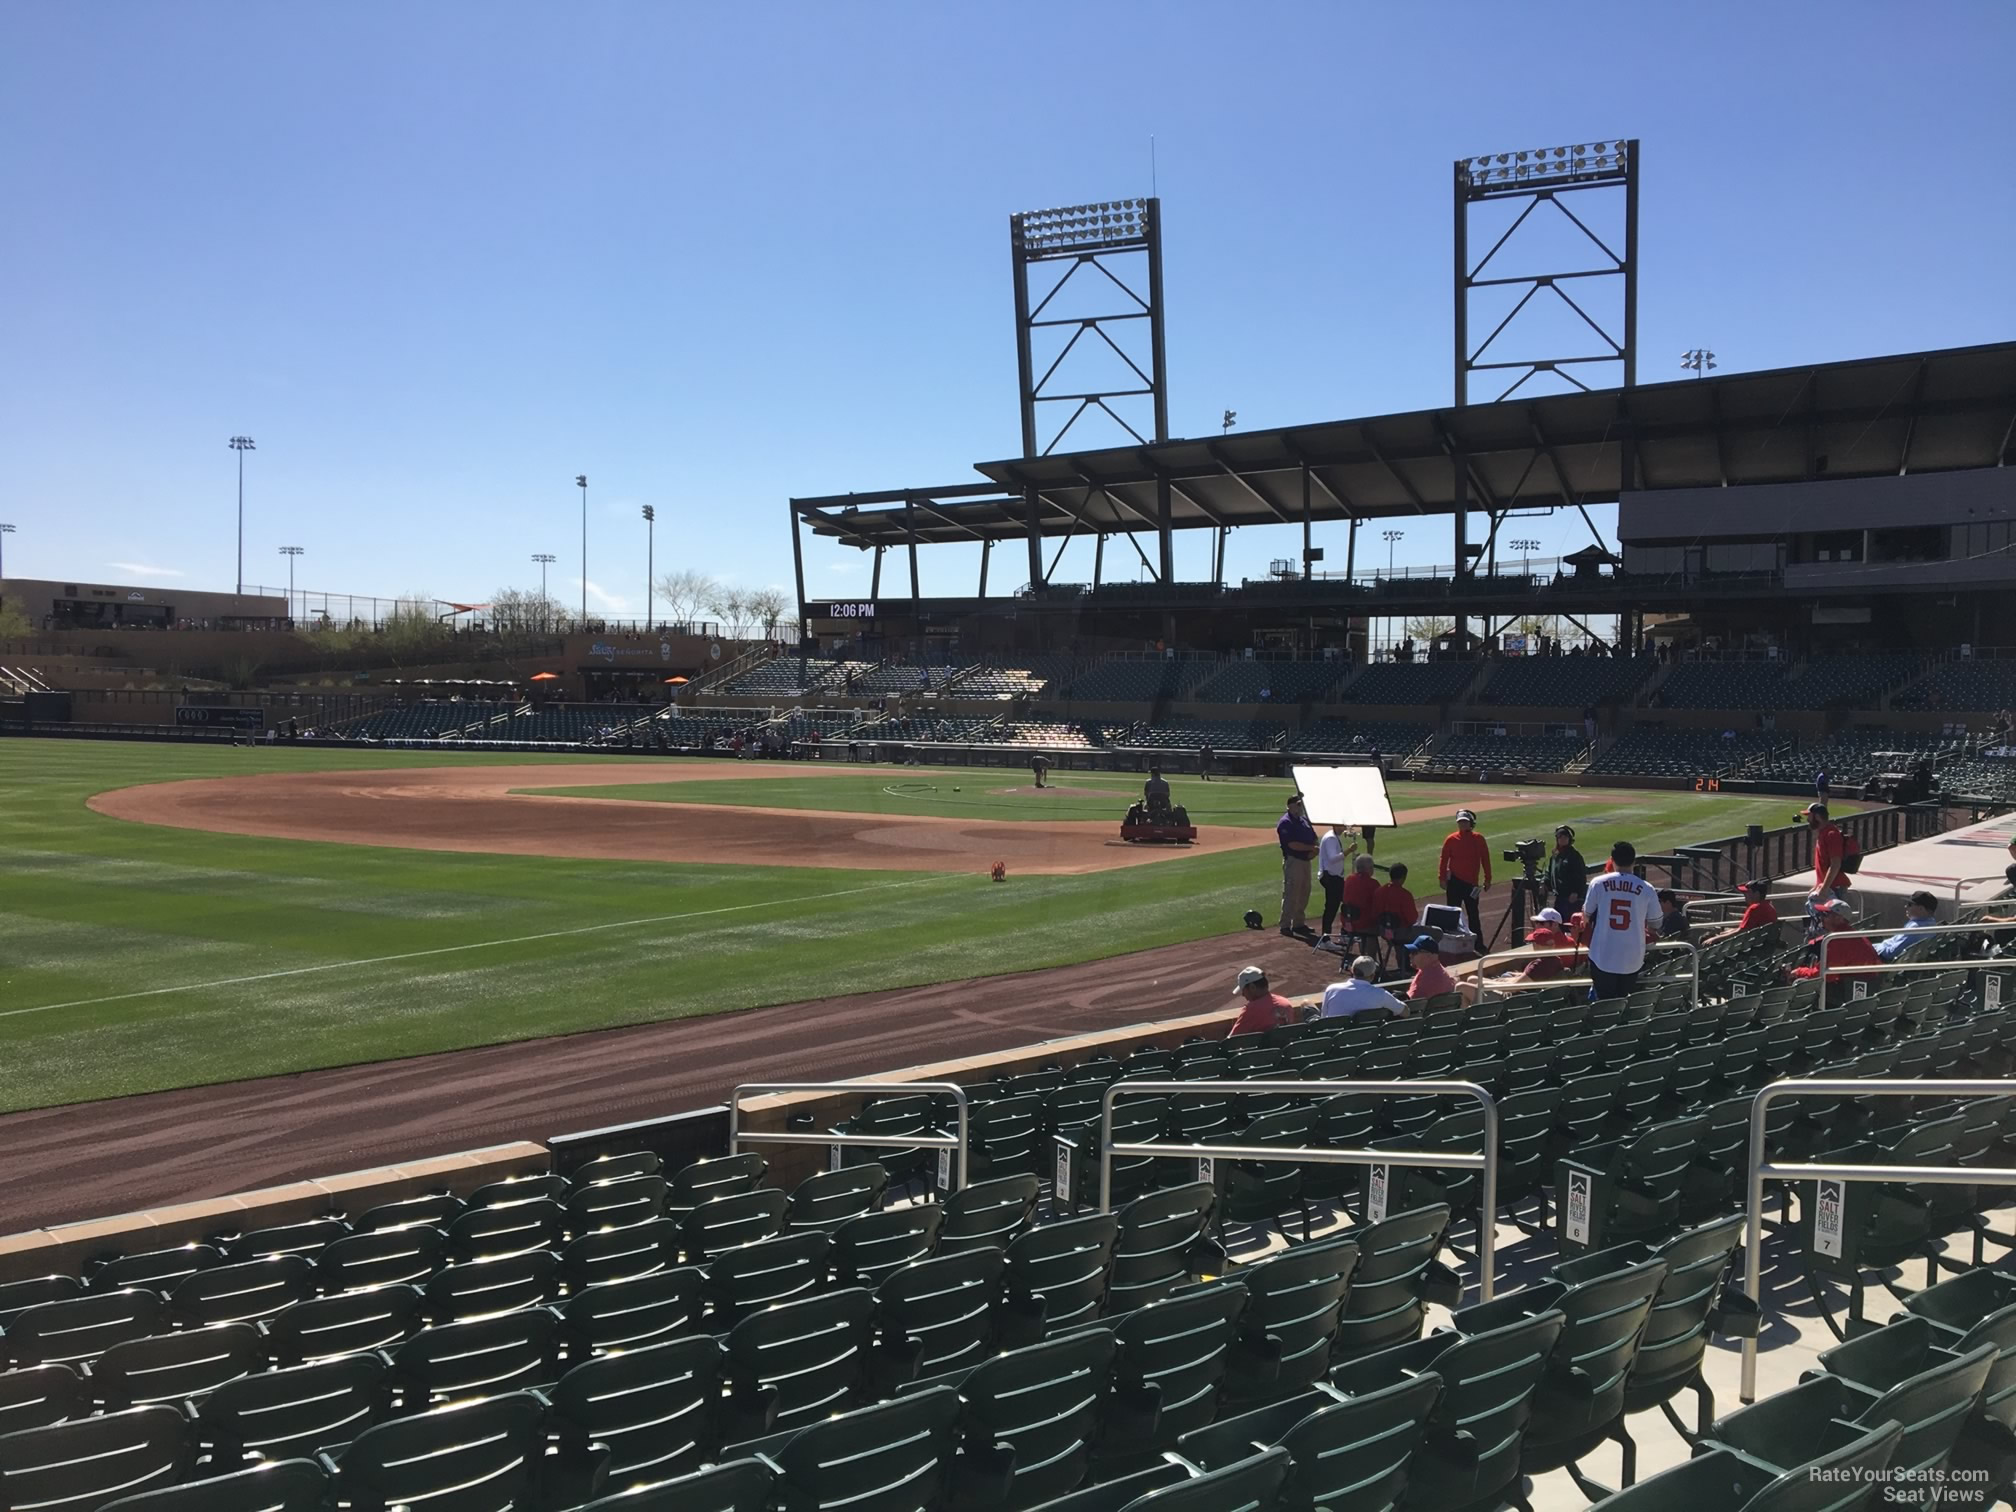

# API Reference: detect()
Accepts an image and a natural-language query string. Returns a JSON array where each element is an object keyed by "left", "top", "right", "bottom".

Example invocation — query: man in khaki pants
[{"left": 1276, "top": 792, "right": 1318, "bottom": 939}]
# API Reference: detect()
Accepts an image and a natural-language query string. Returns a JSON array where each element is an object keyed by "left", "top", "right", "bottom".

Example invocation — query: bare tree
[
  {"left": 1404, "top": 615, "right": 1455, "bottom": 644},
  {"left": 704, "top": 582, "right": 750, "bottom": 633},
  {"left": 744, "top": 587, "right": 790, "bottom": 635},
  {"left": 488, "top": 586, "right": 563, "bottom": 637},
  {"left": 655, "top": 569, "right": 718, "bottom": 628}
]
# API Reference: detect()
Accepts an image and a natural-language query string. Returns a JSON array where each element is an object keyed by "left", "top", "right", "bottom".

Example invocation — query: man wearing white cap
[
  {"left": 1790, "top": 898, "right": 1882, "bottom": 986},
  {"left": 1227, "top": 965, "right": 1298, "bottom": 1037}
]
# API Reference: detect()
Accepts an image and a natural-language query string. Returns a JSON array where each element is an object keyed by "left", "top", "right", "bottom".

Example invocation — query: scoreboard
[{"left": 807, "top": 602, "right": 878, "bottom": 620}]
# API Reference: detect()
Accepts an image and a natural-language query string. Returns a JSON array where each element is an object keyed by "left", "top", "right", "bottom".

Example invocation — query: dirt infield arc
[{"left": 87, "top": 761, "right": 1270, "bottom": 873}]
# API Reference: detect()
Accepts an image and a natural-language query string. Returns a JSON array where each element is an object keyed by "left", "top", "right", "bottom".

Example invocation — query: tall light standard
[
  {"left": 1680, "top": 348, "right": 1717, "bottom": 379},
  {"left": 532, "top": 553, "right": 556, "bottom": 630},
  {"left": 642, "top": 505, "right": 655, "bottom": 630},
  {"left": 1382, "top": 529, "right": 1404, "bottom": 577},
  {"left": 1510, "top": 537, "right": 1541, "bottom": 577},
  {"left": 229, "top": 436, "right": 256, "bottom": 593},
  {"left": 0, "top": 523, "right": 14, "bottom": 579},
  {"left": 278, "top": 546, "right": 304, "bottom": 622},
  {"left": 575, "top": 475, "right": 588, "bottom": 626}
]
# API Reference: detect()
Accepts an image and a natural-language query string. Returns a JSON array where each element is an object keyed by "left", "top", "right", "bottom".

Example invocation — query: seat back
[
  {"left": 1526, "top": 1256, "right": 1668, "bottom": 1457},
  {"left": 874, "top": 1247, "right": 1006, "bottom": 1378},
  {"left": 444, "top": 1197, "right": 567, "bottom": 1261},
  {"left": 576, "top": 1457, "right": 773, "bottom": 1512},
  {"left": 314, "top": 1225, "right": 447, "bottom": 1293},
  {"left": 552, "top": 1334, "right": 723, "bottom": 1483},
  {"left": 1854, "top": 1342, "right": 1997, "bottom": 1479},
  {"left": 0, "top": 1276, "right": 82, "bottom": 1326},
  {"left": 567, "top": 1173, "right": 669, "bottom": 1231},
  {"left": 170, "top": 1255, "right": 315, "bottom": 1327},
  {"left": 936, "top": 1329, "right": 1116, "bottom": 1507},
  {"left": 1226, "top": 1234, "right": 1358, "bottom": 1399},
  {"left": 422, "top": 1249, "right": 562, "bottom": 1324},
  {"left": 938, "top": 1174, "right": 1041, "bottom": 1253},
  {"left": 194, "top": 1351, "right": 391, "bottom": 1462},
  {"left": 763, "top": 1385, "right": 965, "bottom": 1512},
  {"left": 788, "top": 1164, "right": 890, "bottom": 1231},
  {"left": 1333, "top": 1205, "right": 1454, "bottom": 1358},
  {"left": 1629, "top": 1215, "right": 1745, "bottom": 1405},
  {"left": 0, "top": 1404, "right": 191, "bottom": 1512},
  {"left": 1219, "top": 1107, "right": 1317, "bottom": 1228},
  {"left": 831, "top": 1205, "right": 943, "bottom": 1289},
  {"left": 560, "top": 1217, "right": 682, "bottom": 1291},
  {"left": 1183, "top": 1374, "right": 1443, "bottom": 1512},
  {"left": 680, "top": 1188, "right": 791, "bottom": 1262},
  {"left": 332, "top": 1391, "right": 547, "bottom": 1512},
  {"left": 264, "top": 1283, "right": 424, "bottom": 1365},
  {"left": 970, "top": 1094, "right": 1047, "bottom": 1181},
  {"left": 0, "top": 1290, "right": 166, "bottom": 1367},
  {"left": 223, "top": 1217, "right": 348, "bottom": 1262},
  {"left": 1110, "top": 1183, "right": 1217, "bottom": 1315},
  {"left": 1120, "top": 1447, "right": 1291, "bottom": 1512},
  {"left": 465, "top": 1173, "right": 569, "bottom": 1209},
  {"left": 1005, "top": 1212, "right": 1119, "bottom": 1335},
  {"left": 88, "top": 1245, "right": 223, "bottom": 1294},
  {"left": 96, "top": 1457, "right": 329, "bottom": 1512},
  {"left": 667, "top": 1153, "right": 769, "bottom": 1213},
  {"left": 1108, "top": 1279, "right": 1251, "bottom": 1456},
  {"left": 565, "top": 1149, "right": 663, "bottom": 1186},
  {"left": 705, "top": 1230, "right": 832, "bottom": 1323},
  {"left": 0, "top": 1363, "right": 90, "bottom": 1437},
  {"left": 723, "top": 1287, "right": 876, "bottom": 1431},
  {"left": 1743, "top": 1421, "right": 1905, "bottom": 1512},
  {"left": 90, "top": 1322, "right": 266, "bottom": 1409},
  {"left": 561, "top": 1267, "right": 708, "bottom": 1356},
  {"left": 392, "top": 1306, "right": 564, "bottom": 1404},
  {"left": 354, "top": 1192, "right": 467, "bottom": 1233}
]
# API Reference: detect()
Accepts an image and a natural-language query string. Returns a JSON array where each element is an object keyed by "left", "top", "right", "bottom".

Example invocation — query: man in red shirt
[
  {"left": 1338, "top": 854, "right": 1382, "bottom": 951},
  {"left": 1438, "top": 809, "right": 1493, "bottom": 940},
  {"left": 1803, "top": 803, "right": 1849, "bottom": 899},
  {"left": 1707, "top": 880, "right": 1781, "bottom": 946},
  {"left": 1790, "top": 899, "right": 1880, "bottom": 988},
  {"left": 1373, "top": 863, "right": 1419, "bottom": 972},
  {"left": 1227, "top": 965, "right": 1299, "bottom": 1037}
]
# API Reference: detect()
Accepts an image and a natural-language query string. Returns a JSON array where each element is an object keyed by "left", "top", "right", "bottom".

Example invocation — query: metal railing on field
[
  {"left": 1741, "top": 1078, "right": 2016, "bottom": 1402},
  {"left": 728, "top": 1081, "right": 971, "bottom": 1193},
  {"left": 1094, "top": 1078, "right": 1501, "bottom": 1302}
]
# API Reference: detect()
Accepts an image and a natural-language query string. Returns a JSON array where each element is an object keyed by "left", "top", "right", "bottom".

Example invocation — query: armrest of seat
[
  {"left": 1707, "top": 1280, "right": 1761, "bottom": 1340},
  {"left": 1707, "top": 1376, "right": 1851, "bottom": 1468},
  {"left": 948, "top": 1437, "right": 1018, "bottom": 1511},
  {"left": 1592, "top": 1448, "right": 1776, "bottom": 1510},
  {"left": 1816, "top": 1316, "right": 1938, "bottom": 1393},
  {"left": 1451, "top": 1281, "right": 1563, "bottom": 1337}
]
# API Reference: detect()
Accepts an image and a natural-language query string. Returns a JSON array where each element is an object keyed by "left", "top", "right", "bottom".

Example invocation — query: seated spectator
[
  {"left": 1875, "top": 891, "right": 1940, "bottom": 961},
  {"left": 1226, "top": 965, "right": 1298, "bottom": 1037},
  {"left": 1706, "top": 880, "right": 1781, "bottom": 946},
  {"left": 1405, "top": 934, "right": 1456, "bottom": 1002},
  {"left": 1332, "top": 853, "right": 1380, "bottom": 950},
  {"left": 1656, "top": 889, "right": 1692, "bottom": 941},
  {"left": 1373, "top": 862, "right": 1418, "bottom": 962},
  {"left": 1461, "top": 908, "right": 1576, "bottom": 1005},
  {"left": 1790, "top": 899, "right": 1882, "bottom": 986},
  {"left": 1321, "top": 956, "right": 1406, "bottom": 1020}
]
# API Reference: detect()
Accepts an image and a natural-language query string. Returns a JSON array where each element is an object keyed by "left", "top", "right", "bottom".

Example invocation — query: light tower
[
  {"left": 575, "top": 475, "right": 588, "bottom": 625},
  {"left": 278, "top": 546, "right": 304, "bottom": 621},
  {"left": 228, "top": 436, "right": 256, "bottom": 593},
  {"left": 642, "top": 505, "right": 656, "bottom": 630}
]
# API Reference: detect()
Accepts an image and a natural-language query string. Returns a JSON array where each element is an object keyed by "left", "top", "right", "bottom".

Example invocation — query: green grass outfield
[{"left": 0, "top": 740, "right": 1828, "bottom": 1112}]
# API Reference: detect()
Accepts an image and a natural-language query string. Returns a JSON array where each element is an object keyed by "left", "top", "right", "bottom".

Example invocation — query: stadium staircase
[{"left": 685, "top": 641, "right": 778, "bottom": 698}]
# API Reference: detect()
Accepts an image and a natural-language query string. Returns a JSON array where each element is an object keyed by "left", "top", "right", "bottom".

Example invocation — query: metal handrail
[
  {"left": 1095, "top": 1078, "right": 1500, "bottom": 1301},
  {"left": 1741, "top": 1078, "right": 2016, "bottom": 1402},
  {"left": 1812, "top": 921, "right": 2010, "bottom": 1010},
  {"left": 1683, "top": 889, "right": 1813, "bottom": 922},
  {"left": 728, "top": 1081, "right": 972, "bottom": 1192},
  {"left": 1954, "top": 873, "right": 2011, "bottom": 905},
  {"left": 1477, "top": 938, "right": 1702, "bottom": 1005}
]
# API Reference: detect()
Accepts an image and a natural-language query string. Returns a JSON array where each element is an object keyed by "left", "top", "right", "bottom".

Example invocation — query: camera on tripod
[{"left": 1505, "top": 837, "right": 1546, "bottom": 874}]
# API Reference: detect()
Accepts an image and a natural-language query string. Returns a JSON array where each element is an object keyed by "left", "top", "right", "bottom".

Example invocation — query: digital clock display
[{"left": 813, "top": 602, "right": 877, "bottom": 619}]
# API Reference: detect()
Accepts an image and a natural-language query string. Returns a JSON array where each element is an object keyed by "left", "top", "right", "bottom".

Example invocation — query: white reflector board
[{"left": 1290, "top": 763, "right": 1396, "bottom": 829}]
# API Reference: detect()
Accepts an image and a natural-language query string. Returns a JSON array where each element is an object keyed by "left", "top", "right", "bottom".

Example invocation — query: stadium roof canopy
[{"left": 794, "top": 340, "right": 2016, "bottom": 551}]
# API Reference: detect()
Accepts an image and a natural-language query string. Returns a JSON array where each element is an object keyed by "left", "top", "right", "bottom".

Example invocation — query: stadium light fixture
[
  {"left": 576, "top": 475, "right": 588, "bottom": 626},
  {"left": 1222, "top": 409, "right": 1236, "bottom": 434},
  {"left": 642, "top": 504, "right": 656, "bottom": 630},
  {"left": 0, "top": 522, "right": 13, "bottom": 579},
  {"left": 228, "top": 436, "right": 256, "bottom": 594},
  {"left": 1681, "top": 348, "right": 1717, "bottom": 378},
  {"left": 278, "top": 545, "right": 304, "bottom": 622},
  {"left": 1510, "top": 537, "right": 1541, "bottom": 577},
  {"left": 1382, "top": 528, "right": 1405, "bottom": 577},
  {"left": 1009, "top": 197, "right": 1152, "bottom": 256},
  {"left": 532, "top": 553, "right": 556, "bottom": 617}
]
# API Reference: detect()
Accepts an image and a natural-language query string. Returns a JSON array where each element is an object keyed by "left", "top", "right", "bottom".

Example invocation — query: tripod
[{"left": 1486, "top": 865, "right": 1543, "bottom": 956}]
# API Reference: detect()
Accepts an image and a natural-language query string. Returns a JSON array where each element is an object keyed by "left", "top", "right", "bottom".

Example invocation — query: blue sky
[{"left": 3, "top": 1, "right": 2012, "bottom": 615}]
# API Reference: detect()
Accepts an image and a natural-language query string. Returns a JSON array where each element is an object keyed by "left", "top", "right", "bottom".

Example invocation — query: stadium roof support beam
[
  {"left": 1204, "top": 442, "right": 1292, "bottom": 523},
  {"left": 1896, "top": 356, "right": 1931, "bottom": 475},
  {"left": 1530, "top": 416, "right": 1614, "bottom": 553}
]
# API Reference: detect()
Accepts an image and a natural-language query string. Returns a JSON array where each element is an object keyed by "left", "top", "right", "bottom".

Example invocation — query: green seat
[
  {"left": 873, "top": 1246, "right": 1008, "bottom": 1380},
  {"left": 1110, "top": 1183, "right": 1219, "bottom": 1316},
  {"left": 1331, "top": 1205, "right": 1459, "bottom": 1359},
  {"left": 1329, "top": 1308, "right": 1566, "bottom": 1512},
  {"left": 1177, "top": 1372, "right": 1442, "bottom": 1512},
  {"left": 565, "top": 1148, "right": 662, "bottom": 1186},
  {"left": 221, "top": 1216, "right": 349, "bottom": 1262},
  {"left": 444, "top": 1196, "right": 567, "bottom": 1261},
  {"left": 1556, "top": 1115, "right": 1703, "bottom": 1255},
  {"left": 833, "top": 1096, "right": 941, "bottom": 1197},
  {"left": 1109, "top": 1280, "right": 1255, "bottom": 1465},
  {"left": 937, "top": 1174, "right": 1041, "bottom": 1254},
  {"left": 1297, "top": 1096, "right": 1379, "bottom": 1209},
  {"left": 0, "top": 1405, "right": 192, "bottom": 1512},
  {"left": 831, "top": 1204, "right": 944, "bottom": 1289},
  {"left": 97, "top": 1458, "right": 328, "bottom": 1512},
  {"left": 0, "top": 1290, "right": 167, "bottom": 1367},
  {"left": 723, "top": 1287, "right": 877, "bottom": 1434},
  {"left": 724, "top": 1385, "right": 976, "bottom": 1512},
  {"left": 970, "top": 1095, "right": 1047, "bottom": 1183},
  {"left": 577, "top": 1457, "right": 772, "bottom": 1512},
  {"left": 567, "top": 1173, "right": 668, "bottom": 1231},
  {"left": 1375, "top": 1109, "right": 1485, "bottom": 1248},
  {"left": 560, "top": 1216, "right": 683, "bottom": 1290},
  {"left": 1709, "top": 1346, "right": 1996, "bottom": 1486},
  {"left": 465, "top": 1173, "right": 569, "bottom": 1210},
  {"left": 1908, "top": 1270, "right": 2016, "bottom": 1432},
  {"left": 391, "top": 1306, "right": 565, "bottom": 1405},
  {"left": 322, "top": 1390, "right": 557, "bottom": 1512},
  {"left": 1120, "top": 1447, "right": 1292, "bottom": 1512},
  {"left": 0, "top": 1363, "right": 90, "bottom": 1438},
  {"left": 1818, "top": 1317, "right": 2013, "bottom": 1487},
  {"left": 550, "top": 1334, "right": 726, "bottom": 1491},
  {"left": 313, "top": 1224, "right": 448, "bottom": 1293},
  {"left": 703, "top": 1230, "right": 831, "bottom": 1322},
  {"left": 788, "top": 1163, "right": 890, "bottom": 1231},
  {"left": 0, "top": 1277, "right": 82, "bottom": 1326},
  {"left": 1599, "top": 1215, "right": 1753, "bottom": 1443},
  {"left": 1564, "top": 1425, "right": 1901, "bottom": 1512},
  {"left": 264, "top": 1283, "right": 425, "bottom": 1364},
  {"left": 353, "top": 1192, "right": 467, "bottom": 1233},
  {"left": 1797, "top": 1115, "right": 1968, "bottom": 1332},
  {"left": 1223, "top": 1234, "right": 1357, "bottom": 1403},
  {"left": 1005, "top": 1213, "right": 1118, "bottom": 1337},
  {"left": 914, "top": 1329, "right": 1115, "bottom": 1509},
  {"left": 88, "top": 1244, "right": 224, "bottom": 1294},
  {"left": 192, "top": 1351, "right": 391, "bottom": 1463},
  {"left": 421, "top": 1249, "right": 561, "bottom": 1323},
  {"left": 677, "top": 1188, "right": 790, "bottom": 1262},
  {"left": 666, "top": 1153, "right": 769, "bottom": 1218},
  {"left": 1217, "top": 1107, "right": 1318, "bottom": 1243},
  {"left": 170, "top": 1255, "right": 315, "bottom": 1327},
  {"left": 89, "top": 1322, "right": 266, "bottom": 1409},
  {"left": 560, "top": 1268, "right": 707, "bottom": 1356},
  {"left": 1453, "top": 1252, "right": 1668, "bottom": 1482},
  {"left": 1494, "top": 1087, "right": 1561, "bottom": 1219}
]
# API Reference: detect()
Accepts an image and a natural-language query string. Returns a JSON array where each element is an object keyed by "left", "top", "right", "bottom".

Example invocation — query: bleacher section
[
  {"left": 1751, "top": 727, "right": 1973, "bottom": 787},
  {"left": 1104, "top": 719, "right": 1289, "bottom": 752},
  {"left": 996, "top": 720, "right": 1096, "bottom": 748},
  {"left": 345, "top": 701, "right": 511, "bottom": 741},
  {"left": 1475, "top": 654, "right": 1653, "bottom": 706},
  {"left": 1189, "top": 660, "right": 1351, "bottom": 704},
  {"left": 1419, "top": 731, "right": 1585, "bottom": 773},
  {"left": 1057, "top": 658, "right": 1219, "bottom": 703},
  {"left": 1897, "top": 658, "right": 2016, "bottom": 711},
  {"left": 1587, "top": 728, "right": 1784, "bottom": 778},
  {"left": 718, "top": 658, "right": 859, "bottom": 697},
  {"left": 11, "top": 912, "right": 2016, "bottom": 1512},
  {"left": 1335, "top": 660, "right": 1479, "bottom": 704},
  {"left": 1937, "top": 754, "right": 2016, "bottom": 802},
  {"left": 1657, "top": 655, "right": 1924, "bottom": 711},
  {"left": 1287, "top": 720, "right": 1434, "bottom": 758}
]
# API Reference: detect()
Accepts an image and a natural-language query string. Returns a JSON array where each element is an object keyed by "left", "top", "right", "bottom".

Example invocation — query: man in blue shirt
[
  {"left": 1322, "top": 956, "right": 1406, "bottom": 1018},
  {"left": 1875, "top": 891, "right": 1939, "bottom": 961},
  {"left": 1277, "top": 792, "right": 1319, "bottom": 939}
]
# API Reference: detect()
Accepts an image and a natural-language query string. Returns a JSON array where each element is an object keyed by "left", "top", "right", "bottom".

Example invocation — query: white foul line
[{"left": 0, "top": 874, "right": 941, "bottom": 1021}]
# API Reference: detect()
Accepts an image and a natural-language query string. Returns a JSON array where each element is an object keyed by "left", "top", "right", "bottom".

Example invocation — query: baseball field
[{"left": 0, "top": 738, "right": 1827, "bottom": 1114}]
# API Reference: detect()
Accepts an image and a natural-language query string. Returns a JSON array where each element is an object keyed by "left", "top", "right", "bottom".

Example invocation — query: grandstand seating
[
  {"left": 1587, "top": 728, "right": 1784, "bottom": 778},
  {"left": 1657, "top": 655, "right": 1924, "bottom": 711},
  {"left": 1189, "top": 660, "right": 1350, "bottom": 705},
  {"left": 995, "top": 721, "right": 1097, "bottom": 748},
  {"left": 1418, "top": 732, "right": 1585, "bottom": 773},
  {"left": 1751, "top": 728, "right": 1972, "bottom": 787},
  {"left": 1936, "top": 754, "right": 2016, "bottom": 802},
  {"left": 1286, "top": 720, "right": 1434, "bottom": 758},
  {"left": 1059, "top": 659, "right": 1219, "bottom": 703},
  {"left": 344, "top": 701, "right": 511, "bottom": 741},
  {"left": 10, "top": 906, "right": 2016, "bottom": 1511},
  {"left": 718, "top": 658, "right": 858, "bottom": 697},
  {"left": 1475, "top": 654, "right": 1654, "bottom": 706},
  {"left": 1104, "top": 719, "right": 1288, "bottom": 753},
  {"left": 1335, "top": 661, "right": 1480, "bottom": 704},
  {"left": 1897, "top": 658, "right": 2016, "bottom": 712}
]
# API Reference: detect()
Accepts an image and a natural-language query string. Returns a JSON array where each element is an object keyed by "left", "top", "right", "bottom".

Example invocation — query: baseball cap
[
  {"left": 1816, "top": 898, "right": 1855, "bottom": 920},
  {"left": 1535, "top": 907, "right": 1563, "bottom": 924},
  {"left": 1286, "top": 792, "right": 1306, "bottom": 805},
  {"left": 1802, "top": 801, "right": 1828, "bottom": 817},
  {"left": 1455, "top": 808, "right": 1477, "bottom": 823},
  {"left": 1235, "top": 965, "right": 1268, "bottom": 988},
  {"left": 1406, "top": 933, "right": 1440, "bottom": 953},
  {"left": 1741, "top": 879, "right": 1768, "bottom": 896}
]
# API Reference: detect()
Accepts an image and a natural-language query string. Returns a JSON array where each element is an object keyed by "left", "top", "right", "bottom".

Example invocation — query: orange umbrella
[
  {"left": 530, "top": 672, "right": 560, "bottom": 681},
  {"left": 664, "top": 676, "right": 689, "bottom": 684}
]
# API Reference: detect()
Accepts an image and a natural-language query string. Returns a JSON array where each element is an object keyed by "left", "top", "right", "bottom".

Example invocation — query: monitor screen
[{"left": 1421, "top": 904, "right": 1465, "bottom": 935}]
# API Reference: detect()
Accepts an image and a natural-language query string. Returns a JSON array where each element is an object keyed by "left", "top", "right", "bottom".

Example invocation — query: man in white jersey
[{"left": 1584, "top": 840, "right": 1660, "bottom": 1001}]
